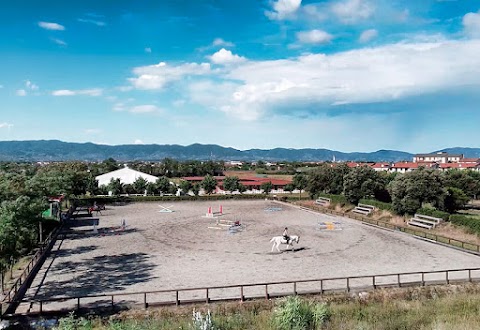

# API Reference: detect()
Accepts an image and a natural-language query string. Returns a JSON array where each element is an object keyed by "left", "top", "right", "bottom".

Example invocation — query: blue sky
[{"left": 1, "top": 0, "right": 480, "bottom": 153}]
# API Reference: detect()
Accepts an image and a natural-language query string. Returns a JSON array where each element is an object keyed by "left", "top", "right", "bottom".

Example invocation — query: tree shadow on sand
[{"left": 33, "top": 253, "right": 156, "bottom": 299}]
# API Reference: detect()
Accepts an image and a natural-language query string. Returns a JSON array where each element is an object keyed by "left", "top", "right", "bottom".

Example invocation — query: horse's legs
[{"left": 276, "top": 242, "right": 281, "bottom": 252}]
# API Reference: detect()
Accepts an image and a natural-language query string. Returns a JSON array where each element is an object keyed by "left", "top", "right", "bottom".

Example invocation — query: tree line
[{"left": 304, "top": 164, "right": 480, "bottom": 214}]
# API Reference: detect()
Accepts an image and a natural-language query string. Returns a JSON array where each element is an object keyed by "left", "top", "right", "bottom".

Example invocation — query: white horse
[{"left": 270, "top": 235, "right": 300, "bottom": 252}]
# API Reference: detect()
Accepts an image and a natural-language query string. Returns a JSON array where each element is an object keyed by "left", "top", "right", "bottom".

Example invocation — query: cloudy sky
[{"left": 1, "top": 0, "right": 480, "bottom": 152}]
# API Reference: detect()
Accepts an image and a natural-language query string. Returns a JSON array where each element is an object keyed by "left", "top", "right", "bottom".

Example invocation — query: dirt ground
[{"left": 21, "top": 200, "right": 480, "bottom": 312}]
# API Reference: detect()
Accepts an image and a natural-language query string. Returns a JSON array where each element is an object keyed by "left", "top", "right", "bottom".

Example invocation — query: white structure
[
  {"left": 413, "top": 152, "right": 463, "bottom": 164},
  {"left": 95, "top": 167, "right": 159, "bottom": 186}
]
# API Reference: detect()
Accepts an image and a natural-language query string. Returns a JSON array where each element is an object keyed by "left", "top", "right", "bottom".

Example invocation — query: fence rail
[
  {"left": 15, "top": 267, "right": 480, "bottom": 316},
  {"left": 0, "top": 226, "right": 61, "bottom": 317},
  {"left": 300, "top": 203, "right": 480, "bottom": 254}
]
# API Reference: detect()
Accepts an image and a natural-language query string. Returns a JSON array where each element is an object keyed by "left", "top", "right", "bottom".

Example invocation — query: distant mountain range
[{"left": 0, "top": 140, "right": 479, "bottom": 162}]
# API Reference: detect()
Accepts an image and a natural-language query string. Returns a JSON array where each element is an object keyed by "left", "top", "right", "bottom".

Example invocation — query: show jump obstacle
[
  {"left": 158, "top": 205, "right": 174, "bottom": 213},
  {"left": 204, "top": 205, "right": 223, "bottom": 218}
]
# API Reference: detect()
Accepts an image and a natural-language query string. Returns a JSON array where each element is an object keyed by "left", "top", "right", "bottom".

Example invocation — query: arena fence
[
  {"left": 11, "top": 267, "right": 480, "bottom": 317},
  {"left": 295, "top": 203, "right": 480, "bottom": 254},
  {"left": 0, "top": 226, "right": 61, "bottom": 317}
]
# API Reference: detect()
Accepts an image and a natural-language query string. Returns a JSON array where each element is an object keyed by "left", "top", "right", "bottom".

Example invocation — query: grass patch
[{"left": 50, "top": 285, "right": 480, "bottom": 330}]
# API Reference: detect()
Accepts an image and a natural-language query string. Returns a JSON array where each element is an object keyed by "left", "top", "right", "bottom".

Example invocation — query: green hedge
[
  {"left": 75, "top": 194, "right": 274, "bottom": 205},
  {"left": 359, "top": 199, "right": 393, "bottom": 211},
  {"left": 415, "top": 208, "right": 450, "bottom": 221},
  {"left": 449, "top": 214, "right": 480, "bottom": 235}
]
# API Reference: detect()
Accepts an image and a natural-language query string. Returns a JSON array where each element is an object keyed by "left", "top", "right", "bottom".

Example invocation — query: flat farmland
[{"left": 21, "top": 200, "right": 480, "bottom": 313}]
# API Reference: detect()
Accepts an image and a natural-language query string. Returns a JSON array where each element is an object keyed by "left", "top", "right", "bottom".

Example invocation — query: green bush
[
  {"left": 359, "top": 199, "right": 393, "bottom": 211},
  {"left": 416, "top": 207, "right": 450, "bottom": 221},
  {"left": 449, "top": 214, "right": 480, "bottom": 235},
  {"left": 273, "top": 296, "right": 330, "bottom": 330}
]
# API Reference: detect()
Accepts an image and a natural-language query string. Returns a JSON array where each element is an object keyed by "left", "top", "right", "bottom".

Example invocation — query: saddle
[{"left": 283, "top": 236, "right": 290, "bottom": 244}]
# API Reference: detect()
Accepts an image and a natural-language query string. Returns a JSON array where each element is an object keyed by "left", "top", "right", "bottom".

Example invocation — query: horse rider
[{"left": 283, "top": 227, "right": 290, "bottom": 243}]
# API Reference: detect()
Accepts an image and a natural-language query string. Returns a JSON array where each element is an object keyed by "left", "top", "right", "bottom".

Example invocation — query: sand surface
[{"left": 21, "top": 200, "right": 480, "bottom": 311}]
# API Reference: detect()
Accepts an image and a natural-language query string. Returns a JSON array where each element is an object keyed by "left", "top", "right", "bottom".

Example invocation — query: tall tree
[
  {"left": 201, "top": 175, "right": 217, "bottom": 194},
  {"left": 261, "top": 181, "right": 273, "bottom": 195},
  {"left": 293, "top": 173, "right": 308, "bottom": 199},
  {"left": 343, "top": 166, "right": 385, "bottom": 205},
  {"left": 223, "top": 176, "right": 240, "bottom": 192}
]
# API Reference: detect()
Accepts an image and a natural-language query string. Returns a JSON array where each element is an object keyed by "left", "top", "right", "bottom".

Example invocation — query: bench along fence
[
  {"left": 15, "top": 268, "right": 480, "bottom": 316},
  {"left": 302, "top": 204, "right": 480, "bottom": 254},
  {"left": 352, "top": 203, "right": 375, "bottom": 216},
  {"left": 408, "top": 214, "right": 443, "bottom": 230}
]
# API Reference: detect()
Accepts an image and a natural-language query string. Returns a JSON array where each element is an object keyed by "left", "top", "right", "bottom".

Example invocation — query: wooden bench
[
  {"left": 408, "top": 214, "right": 443, "bottom": 230},
  {"left": 315, "top": 197, "right": 331, "bottom": 206},
  {"left": 352, "top": 204, "right": 375, "bottom": 215}
]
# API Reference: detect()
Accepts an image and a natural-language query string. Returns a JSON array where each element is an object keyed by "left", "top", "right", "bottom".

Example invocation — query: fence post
[
  {"left": 469, "top": 270, "right": 472, "bottom": 282},
  {"left": 265, "top": 285, "right": 269, "bottom": 300},
  {"left": 111, "top": 295, "right": 114, "bottom": 309},
  {"left": 39, "top": 301, "right": 43, "bottom": 314},
  {"left": 397, "top": 274, "right": 401, "bottom": 288},
  {"left": 446, "top": 271, "right": 449, "bottom": 284},
  {"left": 175, "top": 291, "right": 179, "bottom": 306},
  {"left": 293, "top": 282, "right": 297, "bottom": 295},
  {"left": 77, "top": 297, "right": 80, "bottom": 311},
  {"left": 206, "top": 288, "right": 210, "bottom": 304},
  {"left": 240, "top": 286, "right": 244, "bottom": 302},
  {"left": 421, "top": 272, "right": 425, "bottom": 286},
  {"left": 320, "top": 280, "right": 323, "bottom": 294},
  {"left": 144, "top": 292, "right": 147, "bottom": 309},
  {"left": 346, "top": 278, "right": 350, "bottom": 292},
  {"left": 372, "top": 276, "right": 375, "bottom": 289}
]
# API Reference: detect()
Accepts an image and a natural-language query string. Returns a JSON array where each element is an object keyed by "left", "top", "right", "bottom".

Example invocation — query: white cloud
[
  {"left": 463, "top": 11, "right": 480, "bottom": 39},
  {"left": 134, "top": 139, "right": 144, "bottom": 144},
  {"left": 359, "top": 29, "right": 378, "bottom": 43},
  {"left": 0, "top": 122, "right": 13, "bottom": 129},
  {"left": 38, "top": 21, "right": 65, "bottom": 31},
  {"left": 296, "top": 29, "right": 333, "bottom": 44},
  {"left": 266, "top": 0, "right": 302, "bottom": 20},
  {"left": 112, "top": 102, "right": 126, "bottom": 111},
  {"left": 183, "top": 39, "right": 480, "bottom": 121},
  {"left": 77, "top": 18, "right": 106, "bottom": 26},
  {"left": 331, "top": 0, "right": 374, "bottom": 24},
  {"left": 209, "top": 48, "right": 247, "bottom": 65},
  {"left": 130, "top": 105, "right": 161, "bottom": 114},
  {"left": 173, "top": 99, "right": 186, "bottom": 107},
  {"left": 129, "top": 61, "right": 211, "bottom": 90},
  {"left": 16, "top": 89, "right": 26, "bottom": 96},
  {"left": 212, "top": 38, "right": 234, "bottom": 47},
  {"left": 51, "top": 38, "right": 67, "bottom": 46},
  {"left": 51, "top": 88, "right": 102, "bottom": 96},
  {"left": 25, "top": 80, "right": 39, "bottom": 91},
  {"left": 144, "top": 47, "right": 152, "bottom": 53}
]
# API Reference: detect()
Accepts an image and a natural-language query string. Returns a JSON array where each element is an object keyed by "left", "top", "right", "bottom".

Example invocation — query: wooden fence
[
  {"left": 15, "top": 267, "right": 480, "bottom": 316},
  {"left": 298, "top": 204, "right": 480, "bottom": 254},
  {"left": 0, "top": 226, "right": 61, "bottom": 317}
]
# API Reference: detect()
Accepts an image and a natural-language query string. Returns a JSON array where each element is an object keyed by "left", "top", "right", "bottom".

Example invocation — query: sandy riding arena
[{"left": 21, "top": 200, "right": 480, "bottom": 312}]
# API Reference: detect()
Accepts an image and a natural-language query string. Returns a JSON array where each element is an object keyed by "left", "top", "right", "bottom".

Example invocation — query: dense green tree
[
  {"left": 238, "top": 183, "right": 247, "bottom": 194},
  {"left": 223, "top": 176, "right": 240, "bottom": 192},
  {"left": 284, "top": 183, "right": 295, "bottom": 194},
  {"left": 201, "top": 175, "right": 217, "bottom": 194},
  {"left": 343, "top": 166, "right": 386, "bottom": 205},
  {"left": 179, "top": 180, "right": 192, "bottom": 195},
  {"left": 133, "top": 177, "right": 148, "bottom": 194},
  {"left": 192, "top": 183, "right": 200, "bottom": 196},
  {"left": 155, "top": 177, "right": 172, "bottom": 194},
  {"left": 443, "top": 187, "right": 469, "bottom": 213},
  {"left": 389, "top": 168, "right": 445, "bottom": 215},
  {"left": 293, "top": 173, "right": 308, "bottom": 199},
  {"left": 261, "top": 181, "right": 273, "bottom": 195},
  {"left": 107, "top": 178, "right": 123, "bottom": 195}
]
